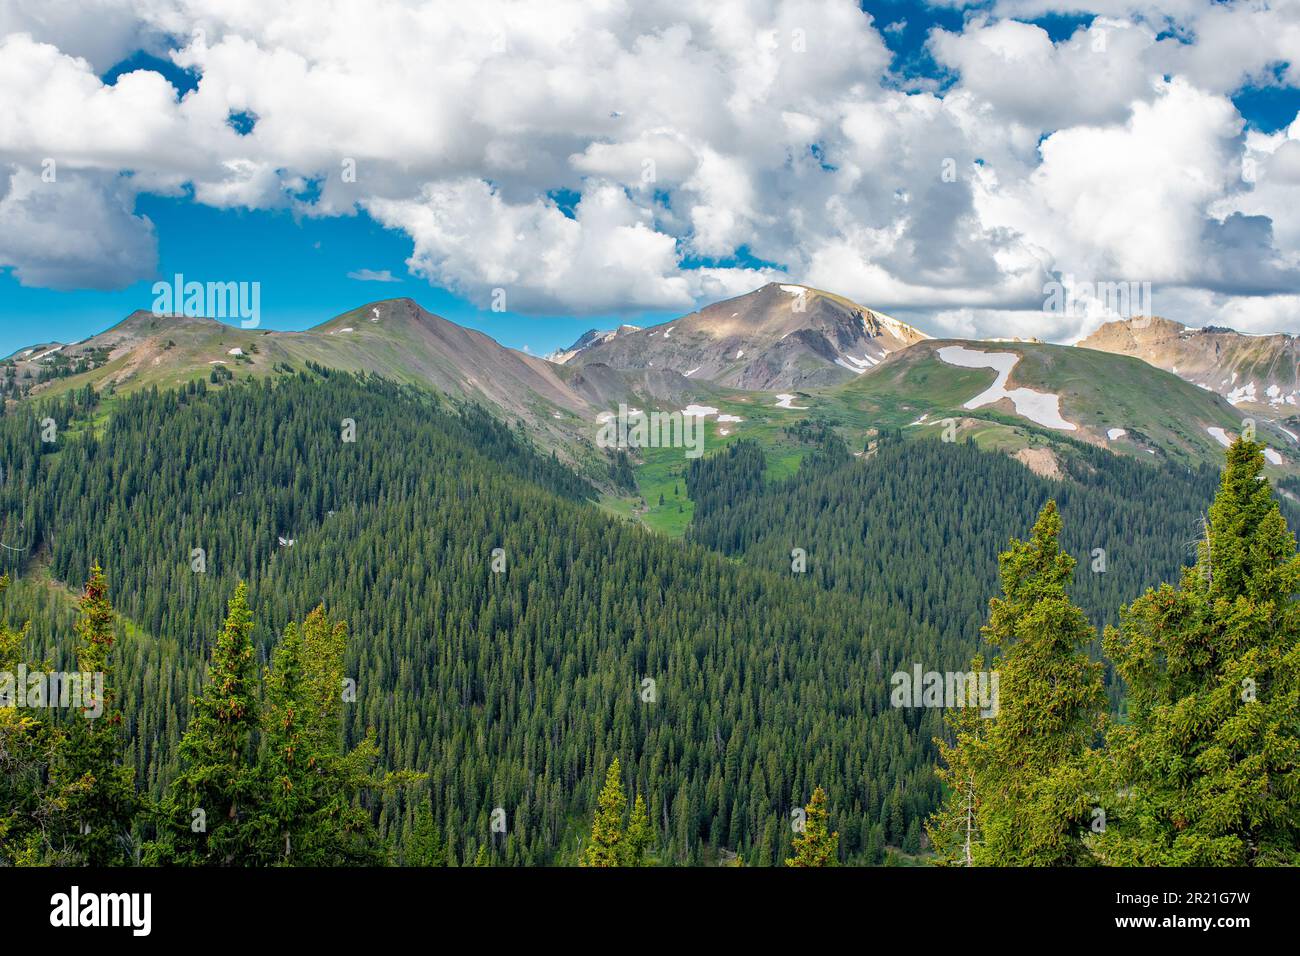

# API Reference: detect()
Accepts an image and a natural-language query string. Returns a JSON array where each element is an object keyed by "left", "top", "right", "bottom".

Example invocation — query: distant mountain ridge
[
  {"left": 5, "top": 288, "right": 1298, "bottom": 484},
  {"left": 3, "top": 298, "right": 594, "bottom": 412},
  {"left": 1078, "top": 316, "right": 1299, "bottom": 415},
  {"left": 546, "top": 325, "right": 641, "bottom": 364}
]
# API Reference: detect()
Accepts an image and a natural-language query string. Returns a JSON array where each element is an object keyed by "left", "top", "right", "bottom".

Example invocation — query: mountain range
[{"left": 5, "top": 282, "right": 1298, "bottom": 511}]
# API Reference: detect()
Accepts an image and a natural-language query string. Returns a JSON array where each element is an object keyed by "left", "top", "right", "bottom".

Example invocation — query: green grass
[
  {"left": 824, "top": 341, "right": 1273, "bottom": 471},
  {"left": 607, "top": 391, "right": 827, "bottom": 537},
  {"left": 635, "top": 444, "right": 695, "bottom": 536},
  {"left": 30, "top": 325, "right": 290, "bottom": 402}
]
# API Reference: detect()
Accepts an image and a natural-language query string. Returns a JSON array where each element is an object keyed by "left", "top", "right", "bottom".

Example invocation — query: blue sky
[
  {"left": 0, "top": 193, "right": 659, "bottom": 358},
  {"left": 2, "top": 0, "right": 1299, "bottom": 356}
]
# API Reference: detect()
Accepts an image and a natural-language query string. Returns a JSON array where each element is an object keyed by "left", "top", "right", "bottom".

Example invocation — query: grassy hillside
[{"left": 830, "top": 340, "right": 1294, "bottom": 473}]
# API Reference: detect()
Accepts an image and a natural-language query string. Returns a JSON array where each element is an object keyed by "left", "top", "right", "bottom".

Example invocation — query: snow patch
[
  {"left": 774, "top": 394, "right": 808, "bottom": 410},
  {"left": 873, "top": 309, "right": 928, "bottom": 341},
  {"left": 1206, "top": 427, "right": 1233, "bottom": 448},
  {"left": 935, "top": 346, "right": 1077, "bottom": 431},
  {"left": 1107, "top": 428, "right": 1127, "bottom": 440},
  {"left": 716, "top": 414, "right": 744, "bottom": 423},
  {"left": 681, "top": 404, "right": 720, "bottom": 417},
  {"left": 1264, "top": 448, "right": 1284, "bottom": 465},
  {"left": 835, "top": 353, "right": 878, "bottom": 374},
  {"left": 1227, "top": 382, "right": 1257, "bottom": 405}
]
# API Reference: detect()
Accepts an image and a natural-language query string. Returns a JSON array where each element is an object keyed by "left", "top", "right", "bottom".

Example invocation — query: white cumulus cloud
[{"left": 0, "top": 0, "right": 1297, "bottom": 335}]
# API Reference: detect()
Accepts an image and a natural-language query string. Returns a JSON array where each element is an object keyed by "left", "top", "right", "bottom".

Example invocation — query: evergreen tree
[
  {"left": 624, "top": 793, "right": 653, "bottom": 866},
  {"left": 580, "top": 759, "right": 627, "bottom": 867},
  {"left": 8, "top": 370, "right": 1286, "bottom": 866},
  {"left": 146, "top": 584, "right": 260, "bottom": 865},
  {"left": 1098, "top": 439, "right": 1300, "bottom": 865},
  {"left": 407, "top": 801, "right": 448, "bottom": 866},
  {"left": 46, "top": 565, "right": 138, "bottom": 865},
  {"left": 926, "top": 662, "right": 988, "bottom": 866},
  {"left": 974, "top": 501, "right": 1106, "bottom": 865},
  {"left": 785, "top": 786, "right": 838, "bottom": 866},
  {"left": 260, "top": 606, "right": 387, "bottom": 865},
  {"left": 0, "top": 576, "right": 57, "bottom": 865}
]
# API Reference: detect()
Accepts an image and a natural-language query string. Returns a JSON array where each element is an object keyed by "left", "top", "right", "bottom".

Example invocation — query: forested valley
[
  {"left": 687, "top": 431, "right": 1300, "bottom": 711},
  {"left": 1, "top": 371, "right": 1297, "bottom": 865},
  {"left": 2, "top": 372, "right": 950, "bottom": 864}
]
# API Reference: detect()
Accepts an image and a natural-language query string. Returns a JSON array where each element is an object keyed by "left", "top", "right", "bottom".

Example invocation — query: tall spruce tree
[
  {"left": 146, "top": 583, "right": 261, "bottom": 865},
  {"left": 580, "top": 759, "right": 627, "bottom": 867},
  {"left": 785, "top": 786, "right": 838, "bottom": 866},
  {"left": 625, "top": 793, "right": 653, "bottom": 866},
  {"left": 260, "top": 606, "right": 386, "bottom": 865},
  {"left": 1098, "top": 439, "right": 1300, "bottom": 865},
  {"left": 407, "top": 800, "right": 448, "bottom": 866},
  {"left": 966, "top": 501, "right": 1106, "bottom": 865},
  {"left": 47, "top": 565, "right": 138, "bottom": 864}
]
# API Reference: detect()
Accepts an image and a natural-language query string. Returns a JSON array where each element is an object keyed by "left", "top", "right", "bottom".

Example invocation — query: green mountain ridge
[{"left": 5, "top": 288, "right": 1298, "bottom": 528}]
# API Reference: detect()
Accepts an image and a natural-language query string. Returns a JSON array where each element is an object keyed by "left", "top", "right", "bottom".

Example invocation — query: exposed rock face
[
  {"left": 560, "top": 282, "right": 929, "bottom": 391},
  {"left": 546, "top": 325, "right": 641, "bottom": 364}
]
